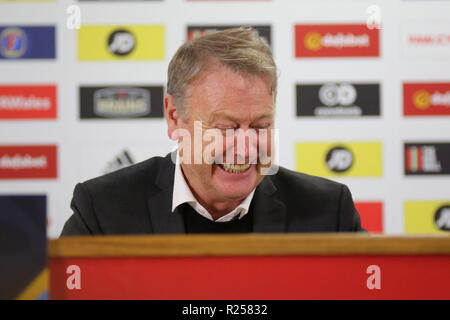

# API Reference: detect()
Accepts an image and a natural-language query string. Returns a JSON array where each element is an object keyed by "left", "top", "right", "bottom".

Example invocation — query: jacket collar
[
  {"left": 147, "top": 153, "right": 286, "bottom": 233},
  {"left": 147, "top": 152, "right": 185, "bottom": 234},
  {"left": 251, "top": 174, "right": 287, "bottom": 233}
]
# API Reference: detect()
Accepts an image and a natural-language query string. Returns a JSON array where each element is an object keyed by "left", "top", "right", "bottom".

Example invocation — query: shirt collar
[{"left": 171, "top": 156, "right": 255, "bottom": 222}]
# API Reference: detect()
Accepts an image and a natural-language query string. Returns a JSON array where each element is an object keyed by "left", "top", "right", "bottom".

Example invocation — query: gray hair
[{"left": 167, "top": 27, "right": 277, "bottom": 118}]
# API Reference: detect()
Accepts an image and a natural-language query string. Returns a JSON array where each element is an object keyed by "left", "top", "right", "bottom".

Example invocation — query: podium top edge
[{"left": 49, "top": 233, "right": 450, "bottom": 258}]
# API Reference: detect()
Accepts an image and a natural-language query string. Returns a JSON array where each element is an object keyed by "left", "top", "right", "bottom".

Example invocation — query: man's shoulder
[
  {"left": 80, "top": 154, "right": 173, "bottom": 195},
  {"left": 64, "top": 154, "right": 173, "bottom": 236},
  {"left": 268, "top": 166, "right": 362, "bottom": 232},
  {"left": 270, "top": 165, "right": 344, "bottom": 197}
]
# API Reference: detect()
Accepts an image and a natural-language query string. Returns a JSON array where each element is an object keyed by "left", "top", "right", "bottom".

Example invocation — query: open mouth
[{"left": 217, "top": 163, "right": 252, "bottom": 174}]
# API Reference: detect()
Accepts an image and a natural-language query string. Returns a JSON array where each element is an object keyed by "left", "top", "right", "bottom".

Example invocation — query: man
[{"left": 61, "top": 28, "right": 364, "bottom": 236}]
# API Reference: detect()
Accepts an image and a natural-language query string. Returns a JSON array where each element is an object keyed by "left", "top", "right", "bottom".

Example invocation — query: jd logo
[
  {"left": 108, "top": 29, "right": 136, "bottom": 56},
  {"left": 434, "top": 205, "right": 450, "bottom": 231},
  {"left": 326, "top": 146, "right": 354, "bottom": 173}
]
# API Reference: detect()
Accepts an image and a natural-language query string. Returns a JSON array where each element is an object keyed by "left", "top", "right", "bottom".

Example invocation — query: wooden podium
[{"left": 49, "top": 234, "right": 450, "bottom": 300}]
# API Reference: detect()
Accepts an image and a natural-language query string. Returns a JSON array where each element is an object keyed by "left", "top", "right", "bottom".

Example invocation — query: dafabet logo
[
  {"left": 404, "top": 83, "right": 450, "bottom": 116},
  {"left": 0, "top": 145, "right": 57, "bottom": 179},
  {"left": 295, "top": 24, "right": 379, "bottom": 58}
]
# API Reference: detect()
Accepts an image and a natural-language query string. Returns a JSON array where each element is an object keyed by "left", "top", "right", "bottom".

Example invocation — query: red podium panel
[{"left": 49, "top": 234, "right": 450, "bottom": 300}]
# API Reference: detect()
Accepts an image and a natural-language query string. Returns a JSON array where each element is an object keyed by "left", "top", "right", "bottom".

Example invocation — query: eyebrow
[{"left": 208, "top": 110, "right": 274, "bottom": 123}]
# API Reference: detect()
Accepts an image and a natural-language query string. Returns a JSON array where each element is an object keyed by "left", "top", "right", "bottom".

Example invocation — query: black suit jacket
[{"left": 60, "top": 153, "right": 365, "bottom": 236}]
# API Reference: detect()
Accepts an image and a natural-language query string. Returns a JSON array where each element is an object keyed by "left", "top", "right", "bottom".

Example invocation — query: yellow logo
[
  {"left": 78, "top": 25, "right": 164, "bottom": 61},
  {"left": 295, "top": 142, "right": 383, "bottom": 177},
  {"left": 413, "top": 90, "right": 431, "bottom": 109},
  {"left": 304, "top": 32, "right": 322, "bottom": 51},
  {"left": 404, "top": 201, "right": 450, "bottom": 234}
]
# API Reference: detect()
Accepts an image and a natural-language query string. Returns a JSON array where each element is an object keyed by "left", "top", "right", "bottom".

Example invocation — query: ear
[{"left": 164, "top": 94, "right": 181, "bottom": 140}]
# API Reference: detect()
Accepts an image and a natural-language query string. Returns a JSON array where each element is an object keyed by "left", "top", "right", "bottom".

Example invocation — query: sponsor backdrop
[{"left": 1, "top": 1, "right": 449, "bottom": 248}]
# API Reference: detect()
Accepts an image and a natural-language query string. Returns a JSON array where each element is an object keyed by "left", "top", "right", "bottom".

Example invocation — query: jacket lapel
[
  {"left": 147, "top": 153, "right": 185, "bottom": 234},
  {"left": 251, "top": 176, "right": 287, "bottom": 233}
]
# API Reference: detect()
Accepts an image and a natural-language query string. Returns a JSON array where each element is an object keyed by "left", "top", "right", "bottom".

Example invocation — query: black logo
[
  {"left": 187, "top": 25, "right": 272, "bottom": 47},
  {"left": 79, "top": 86, "right": 164, "bottom": 119},
  {"left": 94, "top": 88, "right": 150, "bottom": 117},
  {"left": 434, "top": 205, "right": 450, "bottom": 231},
  {"left": 103, "top": 149, "right": 135, "bottom": 174},
  {"left": 296, "top": 83, "right": 380, "bottom": 117},
  {"left": 326, "top": 146, "right": 354, "bottom": 173},
  {"left": 405, "top": 143, "right": 450, "bottom": 175},
  {"left": 108, "top": 29, "right": 136, "bottom": 56}
]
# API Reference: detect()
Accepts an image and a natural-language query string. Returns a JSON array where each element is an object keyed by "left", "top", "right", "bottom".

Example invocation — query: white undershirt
[{"left": 171, "top": 160, "right": 255, "bottom": 222}]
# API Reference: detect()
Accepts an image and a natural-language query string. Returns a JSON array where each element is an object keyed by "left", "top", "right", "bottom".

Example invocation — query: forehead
[{"left": 186, "top": 63, "right": 274, "bottom": 119}]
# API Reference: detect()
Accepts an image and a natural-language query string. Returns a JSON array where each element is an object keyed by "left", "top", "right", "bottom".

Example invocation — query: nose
[{"left": 231, "top": 128, "right": 258, "bottom": 164}]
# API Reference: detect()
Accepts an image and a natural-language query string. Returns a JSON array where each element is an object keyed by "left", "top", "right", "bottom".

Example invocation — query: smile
[{"left": 217, "top": 163, "right": 251, "bottom": 174}]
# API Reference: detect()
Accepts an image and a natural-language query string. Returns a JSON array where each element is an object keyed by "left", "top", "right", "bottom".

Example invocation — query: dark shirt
[{"left": 181, "top": 203, "right": 253, "bottom": 234}]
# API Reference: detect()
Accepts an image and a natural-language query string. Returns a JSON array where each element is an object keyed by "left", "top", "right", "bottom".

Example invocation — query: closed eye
[
  {"left": 215, "top": 125, "right": 238, "bottom": 133},
  {"left": 251, "top": 122, "right": 271, "bottom": 130}
]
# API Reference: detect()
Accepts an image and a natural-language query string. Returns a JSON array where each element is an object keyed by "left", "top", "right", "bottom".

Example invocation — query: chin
[
  {"left": 218, "top": 185, "right": 254, "bottom": 200},
  {"left": 211, "top": 163, "right": 259, "bottom": 200}
]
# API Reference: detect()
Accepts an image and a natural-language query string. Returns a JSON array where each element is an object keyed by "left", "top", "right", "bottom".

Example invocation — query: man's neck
[{"left": 193, "top": 193, "right": 244, "bottom": 221}]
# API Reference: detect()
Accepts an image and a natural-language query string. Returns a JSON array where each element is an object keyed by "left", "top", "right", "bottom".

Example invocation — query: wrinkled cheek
[
  {"left": 202, "top": 131, "right": 225, "bottom": 165},
  {"left": 257, "top": 130, "right": 274, "bottom": 165}
]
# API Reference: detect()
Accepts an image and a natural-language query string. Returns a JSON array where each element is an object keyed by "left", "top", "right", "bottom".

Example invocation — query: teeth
[{"left": 219, "top": 163, "right": 251, "bottom": 173}]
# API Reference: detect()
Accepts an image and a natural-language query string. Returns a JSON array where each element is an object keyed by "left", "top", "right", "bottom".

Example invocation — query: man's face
[{"left": 168, "top": 62, "right": 275, "bottom": 204}]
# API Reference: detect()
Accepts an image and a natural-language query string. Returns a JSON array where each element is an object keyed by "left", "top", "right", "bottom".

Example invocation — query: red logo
[
  {"left": 295, "top": 24, "right": 379, "bottom": 58},
  {"left": 355, "top": 201, "right": 383, "bottom": 233},
  {"left": 0, "top": 85, "right": 57, "bottom": 119},
  {"left": 403, "top": 83, "right": 450, "bottom": 116},
  {"left": 0, "top": 145, "right": 57, "bottom": 179},
  {"left": 408, "top": 33, "right": 450, "bottom": 47}
]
